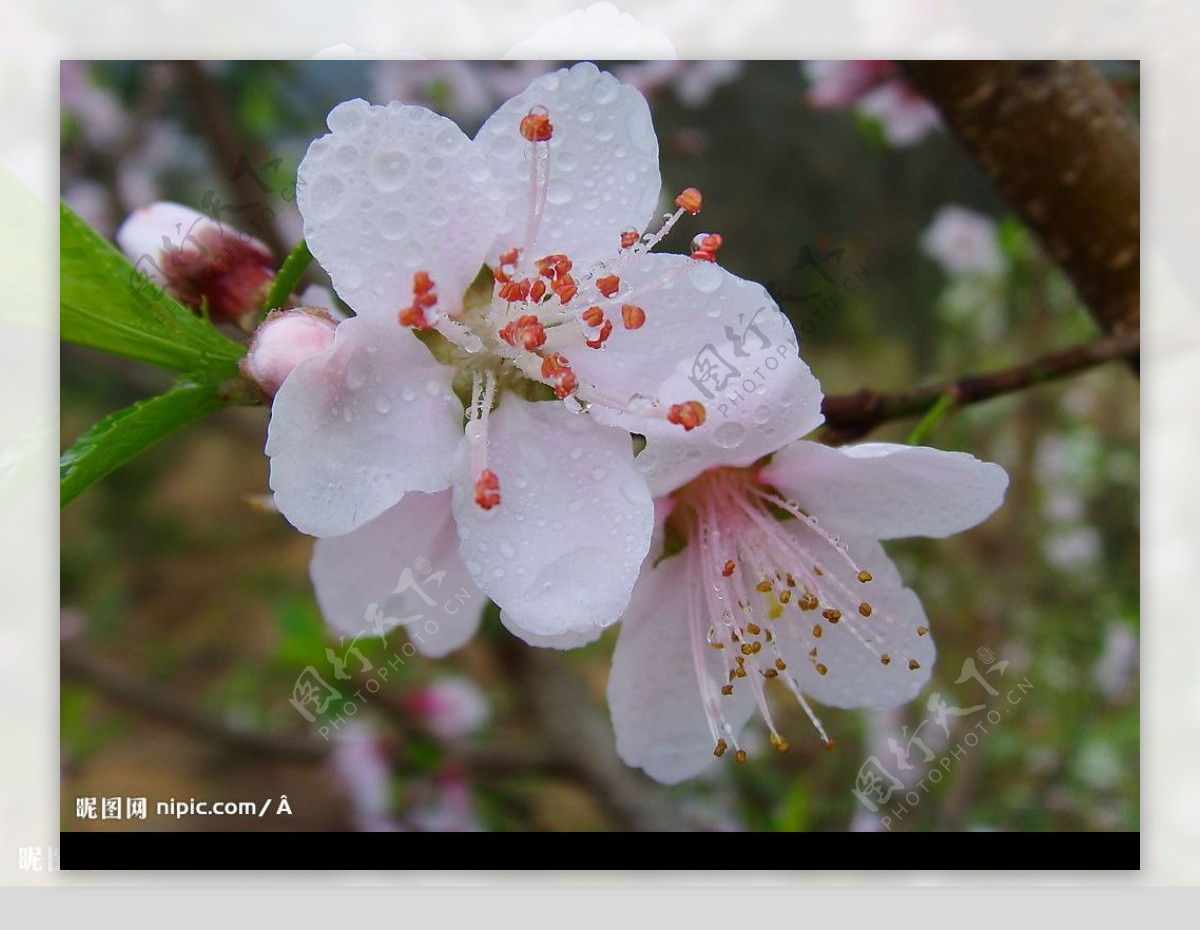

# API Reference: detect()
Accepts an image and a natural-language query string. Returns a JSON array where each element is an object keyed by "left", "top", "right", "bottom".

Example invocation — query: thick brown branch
[
  {"left": 902, "top": 61, "right": 1140, "bottom": 338},
  {"left": 820, "top": 330, "right": 1139, "bottom": 442}
]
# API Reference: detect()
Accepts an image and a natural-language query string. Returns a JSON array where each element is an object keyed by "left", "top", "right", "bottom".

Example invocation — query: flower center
[
  {"left": 394, "top": 105, "right": 723, "bottom": 509},
  {"left": 667, "top": 466, "right": 929, "bottom": 763}
]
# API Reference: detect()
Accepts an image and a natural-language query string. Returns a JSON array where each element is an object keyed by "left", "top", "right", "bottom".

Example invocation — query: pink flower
[
  {"left": 802, "top": 60, "right": 941, "bottom": 147},
  {"left": 607, "top": 402, "right": 1008, "bottom": 784},
  {"left": 273, "top": 62, "right": 818, "bottom": 652},
  {"left": 856, "top": 81, "right": 942, "bottom": 147},
  {"left": 405, "top": 676, "right": 490, "bottom": 740},
  {"left": 117, "top": 202, "right": 275, "bottom": 325},
  {"left": 330, "top": 721, "right": 399, "bottom": 832},
  {"left": 803, "top": 60, "right": 896, "bottom": 109}
]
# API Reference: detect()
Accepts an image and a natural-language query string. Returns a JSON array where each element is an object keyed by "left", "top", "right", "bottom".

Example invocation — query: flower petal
[
  {"left": 761, "top": 441, "right": 1009, "bottom": 540},
  {"left": 474, "top": 61, "right": 660, "bottom": 268},
  {"left": 298, "top": 99, "right": 502, "bottom": 321},
  {"left": 310, "top": 490, "right": 486, "bottom": 659},
  {"left": 773, "top": 529, "right": 936, "bottom": 710},
  {"left": 569, "top": 253, "right": 823, "bottom": 495},
  {"left": 499, "top": 610, "right": 604, "bottom": 650},
  {"left": 608, "top": 553, "right": 756, "bottom": 784},
  {"left": 266, "top": 315, "right": 464, "bottom": 537},
  {"left": 451, "top": 396, "right": 654, "bottom": 637}
]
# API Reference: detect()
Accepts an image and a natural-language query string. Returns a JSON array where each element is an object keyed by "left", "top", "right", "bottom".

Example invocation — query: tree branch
[
  {"left": 819, "top": 329, "right": 1139, "bottom": 443},
  {"left": 902, "top": 61, "right": 1140, "bottom": 340}
]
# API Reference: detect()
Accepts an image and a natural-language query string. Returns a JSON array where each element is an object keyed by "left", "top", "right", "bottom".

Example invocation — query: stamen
[
  {"left": 474, "top": 468, "right": 501, "bottom": 510},
  {"left": 690, "top": 232, "right": 724, "bottom": 263},
  {"left": 596, "top": 274, "right": 621, "bottom": 298},
  {"left": 519, "top": 106, "right": 553, "bottom": 142},
  {"left": 581, "top": 306, "right": 605, "bottom": 327},
  {"left": 621, "top": 303, "right": 646, "bottom": 330},
  {"left": 399, "top": 270, "right": 439, "bottom": 329},
  {"left": 675, "top": 187, "right": 703, "bottom": 214},
  {"left": 540, "top": 352, "right": 578, "bottom": 398},
  {"left": 667, "top": 401, "right": 707, "bottom": 431},
  {"left": 620, "top": 227, "right": 640, "bottom": 249},
  {"left": 498, "top": 314, "right": 547, "bottom": 350},
  {"left": 584, "top": 318, "right": 613, "bottom": 349}
]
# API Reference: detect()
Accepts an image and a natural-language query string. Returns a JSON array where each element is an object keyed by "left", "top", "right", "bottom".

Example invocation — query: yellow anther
[
  {"left": 909, "top": 659, "right": 921, "bottom": 670},
  {"left": 714, "top": 739, "right": 728, "bottom": 758},
  {"left": 740, "top": 642, "right": 754, "bottom": 656},
  {"left": 880, "top": 654, "right": 892, "bottom": 666},
  {"left": 775, "top": 658, "right": 787, "bottom": 671},
  {"left": 812, "top": 625, "right": 823, "bottom": 638},
  {"left": 858, "top": 602, "right": 873, "bottom": 617},
  {"left": 735, "top": 749, "right": 747, "bottom": 764},
  {"left": 815, "top": 663, "right": 828, "bottom": 676},
  {"left": 917, "top": 626, "right": 929, "bottom": 636},
  {"left": 857, "top": 570, "right": 873, "bottom": 583},
  {"left": 721, "top": 684, "right": 734, "bottom": 696},
  {"left": 770, "top": 733, "right": 790, "bottom": 753},
  {"left": 763, "top": 668, "right": 778, "bottom": 679},
  {"left": 756, "top": 580, "right": 773, "bottom": 593},
  {"left": 779, "top": 590, "right": 792, "bottom": 605},
  {"left": 746, "top": 622, "right": 761, "bottom": 635},
  {"left": 822, "top": 608, "right": 842, "bottom": 623}
]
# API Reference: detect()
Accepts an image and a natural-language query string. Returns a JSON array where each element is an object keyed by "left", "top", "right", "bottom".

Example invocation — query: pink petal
[
  {"left": 311, "top": 490, "right": 485, "bottom": 658},
  {"left": 761, "top": 441, "right": 1009, "bottom": 540},
  {"left": 266, "top": 315, "right": 464, "bottom": 537},
  {"left": 450, "top": 396, "right": 654, "bottom": 637}
]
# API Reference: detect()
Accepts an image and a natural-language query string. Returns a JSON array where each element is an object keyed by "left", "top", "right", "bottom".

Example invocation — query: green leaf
[
  {"left": 60, "top": 202, "right": 246, "bottom": 378},
  {"left": 60, "top": 381, "right": 229, "bottom": 507}
]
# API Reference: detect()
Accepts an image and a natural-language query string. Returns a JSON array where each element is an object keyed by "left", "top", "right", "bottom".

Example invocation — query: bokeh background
[{"left": 59, "top": 60, "right": 1139, "bottom": 832}]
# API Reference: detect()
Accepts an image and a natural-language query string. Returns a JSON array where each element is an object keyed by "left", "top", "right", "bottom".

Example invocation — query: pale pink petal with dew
[
  {"left": 474, "top": 61, "right": 661, "bottom": 269},
  {"left": 450, "top": 395, "right": 654, "bottom": 638},
  {"left": 310, "top": 489, "right": 485, "bottom": 658},
  {"left": 298, "top": 99, "right": 504, "bottom": 321},
  {"left": 267, "top": 314, "right": 463, "bottom": 537}
]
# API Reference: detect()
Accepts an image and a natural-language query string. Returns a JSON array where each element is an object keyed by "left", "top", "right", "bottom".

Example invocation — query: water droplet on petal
[
  {"left": 375, "top": 396, "right": 392, "bottom": 414},
  {"left": 688, "top": 262, "right": 723, "bottom": 294},
  {"left": 591, "top": 466, "right": 607, "bottom": 481},
  {"left": 499, "top": 541, "right": 517, "bottom": 559},
  {"left": 368, "top": 150, "right": 411, "bottom": 191},
  {"left": 712, "top": 421, "right": 746, "bottom": 449}
]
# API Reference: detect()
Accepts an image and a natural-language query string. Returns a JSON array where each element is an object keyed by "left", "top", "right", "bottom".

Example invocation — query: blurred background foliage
[{"left": 60, "top": 60, "right": 1139, "bottom": 832}]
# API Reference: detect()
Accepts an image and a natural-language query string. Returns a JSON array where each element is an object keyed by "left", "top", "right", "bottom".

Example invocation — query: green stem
[
  {"left": 905, "top": 391, "right": 959, "bottom": 446},
  {"left": 261, "top": 239, "right": 312, "bottom": 319}
]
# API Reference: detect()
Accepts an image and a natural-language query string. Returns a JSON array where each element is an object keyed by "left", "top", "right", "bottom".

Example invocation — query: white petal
[
  {"left": 310, "top": 490, "right": 486, "bottom": 658},
  {"left": 773, "top": 530, "right": 936, "bottom": 710},
  {"left": 451, "top": 396, "right": 654, "bottom": 637},
  {"left": 570, "top": 253, "right": 824, "bottom": 495},
  {"left": 608, "top": 553, "right": 756, "bottom": 784},
  {"left": 266, "top": 315, "right": 464, "bottom": 537},
  {"left": 761, "top": 441, "right": 1009, "bottom": 540},
  {"left": 298, "top": 99, "right": 502, "bottom": 321},
  {"left": 474, "top": 61, "right": 661, "bottom": 268},
  {"left": 499, "top": 609, "right": 604, "bottom": 650}
]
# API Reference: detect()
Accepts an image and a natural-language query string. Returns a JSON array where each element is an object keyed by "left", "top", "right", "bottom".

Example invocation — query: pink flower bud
[
  {"left": 242, "top": 308, "right": 339, "bottom": 397},
  {"left": 117, "top": 201, "right": 275, "bottom": 324}
]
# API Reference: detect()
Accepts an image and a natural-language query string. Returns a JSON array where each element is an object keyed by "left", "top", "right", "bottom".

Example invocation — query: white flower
[
  {"left": 607, "top": 392, "right": 1008, "bottom": 783},
  {"left": 920, "top": 204, "right": 1005, "bottom": 277},
  {"left": 268, "top": 62, "right": 818, "bottom": 652},
  {"left": 856, "top": 80, "right": 941, "bottom": 147}
]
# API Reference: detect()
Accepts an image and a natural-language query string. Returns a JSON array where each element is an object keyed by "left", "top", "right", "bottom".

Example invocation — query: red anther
[
  {"left": 412, "top": 270, "right": 435, "bottom": 295},
  {"left": 540, "top": 352, "right": 578, "bottom": 398},
  {"left": 667, "top": 400, "right": 707, "bottom": 431},
  {"left": 621, "top": 304, "right": 646, "bottom": 330},
  {"left": 541, "top": 352, "right": 571, "bottom": 379},
  {"left": 474, "top": 469, "right": 502, "bottom": 510},
  {"left": 553, "top": 275, "right": 578, "bottom": 304},
  {"left": 620, "top": 228, "right": 640, "bottom": 249},
  {"left": 722, "top": 560, "right": 737, "bottom": 577},
  {"left": 519, "top": 110, "right": 554, "bottom": 143},
  {"left": 500, "top": 279, "right": 532, "bottom": 302},
  {"left": 530, "top": 279, "right": 547, "bottom": 302},
  {"left": 691, "top": 233, "right": 724, "bottom": 262},
  {"left": 584, "top": 318, "right": 613, "bottom": 349},
  {"left": 536, "top": 254, "right": 572, "bottom": 279},
  {"left": 581, "top": 306, "right": 605, "bottom": 327},
  {"left": 675, "top": 187, "right": 703, "bottom": 214},
  {"left": 596, "top": 274, "right": 621, "bottom": 298},
  {"left": 399, "top": 305, "right": 431, "bottom": 329},
  {"left": 499, "top": 247, "right": 520, "bottom": 267},
  {"left": 400, "top": 271, "right": 438, "bottom": 329},
  {"left": 499, "top": 314, "right": 547, "bottom": 351}
]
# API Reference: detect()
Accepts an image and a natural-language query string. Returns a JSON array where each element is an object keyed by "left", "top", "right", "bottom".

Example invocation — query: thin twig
[{"left": 819, "top": 330, "right": 1139, "bottom": 443}]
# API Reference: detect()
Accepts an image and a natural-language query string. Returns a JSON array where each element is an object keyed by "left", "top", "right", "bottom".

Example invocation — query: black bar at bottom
[{"left": 61, "top": 829, "right": 1139, "bottom": 871}]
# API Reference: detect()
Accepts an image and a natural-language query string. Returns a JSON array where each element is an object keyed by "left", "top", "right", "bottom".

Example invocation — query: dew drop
[
  {"left": 499, "top": 541, "right": 517, "bottom": 559},
  {"left": 566, "top": 499, "right": 584, "bottom": 514},
  {"left": 688, "top": 261, "right": 723, "bottom": 294},
  {"left": 368, "top": 150, "right": 411, "bottom": 192},
  {"left": 465, "top": 560, "right": 481, "bottom": 576},
  {"left": 491, "top": 567, "right": 505, "bottom": 579},
  {"left": 375, "top": 396, "right": 392, "bottom": 415},
  {"left": 380, "top": 211, "right": 408, "bottom": 240},
  {"left": 401, "top": 386, "right": 417, "bottom": 402},
  {"left": 545, "top": 179, "right": 573, "bottom": 205},
  {"left": 424, "top": 379, "right": 443, "bottom": 397},
  {"left": 569, "top": 446, "right": 583, "bottom": 460},
  {"left": 591, "top": 466, "right": 608, "bottom": 481},
  {"left": 752, "top": 406, "right": 772, "bottom": 425},
  {"left": 712, "top": 421, "right": 746, "bottom": 449}
]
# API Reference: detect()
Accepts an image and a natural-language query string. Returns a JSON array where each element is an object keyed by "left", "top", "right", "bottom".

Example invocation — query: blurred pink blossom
[{"left": 405, "top": 676, "right": 491, "bottom": 740}]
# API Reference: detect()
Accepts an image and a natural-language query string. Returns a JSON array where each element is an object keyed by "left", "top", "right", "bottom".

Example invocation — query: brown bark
[{"left": 902, "top": 61, "right": 1140, "bottom": 337}]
